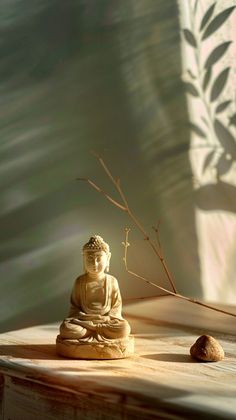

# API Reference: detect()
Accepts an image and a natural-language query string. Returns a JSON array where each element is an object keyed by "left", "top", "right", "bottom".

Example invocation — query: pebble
[{"left": 190, "top": 334, "right": 224, "bottom": 362}]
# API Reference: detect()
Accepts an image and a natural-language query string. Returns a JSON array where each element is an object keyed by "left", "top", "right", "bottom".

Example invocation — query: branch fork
[{"left": 78, "top": 153, "right": 236, "bottom": 319}]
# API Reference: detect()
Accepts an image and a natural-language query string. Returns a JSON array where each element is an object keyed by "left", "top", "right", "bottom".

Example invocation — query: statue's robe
[{"left": 60, "top": 274, "right": 130, "bottom": 341}]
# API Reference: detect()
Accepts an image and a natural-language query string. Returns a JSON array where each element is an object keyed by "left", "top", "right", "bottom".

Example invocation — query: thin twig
[
  {"left": 123, "top": 294, "right": 170, "bottom": 303},
  {"left": 152, "top": 221, "right": 162, "bottom": 252},
  {"left": 87, "top": 154, "right": 177, "bottom": 294},
  {"left": 77, "top": 177, "right": 127, "bottom": 212},
  {"left": 93, "top": 151, "right": 131, "bottom": 210},
  {"left": 78, "top": 154, "right": 236, "bottom": 318},
  {"left": 123, "top": 229, "right": 236, "bottom": 318}
]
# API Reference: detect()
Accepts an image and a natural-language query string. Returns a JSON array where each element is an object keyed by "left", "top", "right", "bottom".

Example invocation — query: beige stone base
[{"left": 56, "top": 335, "right": 135, "bottom": 359}]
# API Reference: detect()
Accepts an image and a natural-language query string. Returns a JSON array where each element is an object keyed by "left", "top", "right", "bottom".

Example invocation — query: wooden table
[{"left": 0, "top": 296, "right": 235, "bottom": 419}]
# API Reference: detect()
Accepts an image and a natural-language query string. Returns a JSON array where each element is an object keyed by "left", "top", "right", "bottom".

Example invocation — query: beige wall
[
  {"left": 1, "top": 0, "right": 235, "bottom": 332},
  {"left": 178, "top": 0, "right": 236, "bottom": 302}
]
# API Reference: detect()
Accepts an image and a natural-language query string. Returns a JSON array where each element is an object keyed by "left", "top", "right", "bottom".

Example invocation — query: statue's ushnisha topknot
[{"left": 83, "top": 235, "right": 110, "bottom": 254}]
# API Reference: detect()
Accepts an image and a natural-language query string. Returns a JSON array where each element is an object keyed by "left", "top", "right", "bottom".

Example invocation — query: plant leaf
[
  {"left": 202, "top": 150, "right": 215, "bottom": 173},
  {"left": 202, "top": 6, "right": 236, "bottom": 40},
  {"left": 184, "top": 82, "right": 199, "bottom": 97},
  {"left": 183, "top": 29, "right": 197, "bottom": 48},
  {"left": 214, "top": 118, "right": 236, "bottom": 157},
  {"left": 189, "top": 122, "right": 206, "bottom": 138},
  {"left": 200, "top": 3, "right": 216, "bottom": 31},
  {"left": 203, "top": 67, "right": 212, "bottom": 91},
  {"left": 210, "top": 67, "right": 230, "bottom": 102},
  {"left": 204, "top": 42, "right": 232, "bottom": 69},
  {"left": 229, "top": 113, "right": 236, "bottom": 126},
  {"left": 216, "top": 100, "right": 231, "bottom": 113},
  {"left": 217, "top": 153, "right": 233, "bottom": 176}
]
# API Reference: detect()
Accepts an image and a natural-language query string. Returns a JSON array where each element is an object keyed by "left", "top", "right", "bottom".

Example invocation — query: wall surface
[
  {"left": 179, "top": 0, "right": 236, "bottom": 303},
  {"left": 1, "top": 0, "right": 234, "bottom": 333}
]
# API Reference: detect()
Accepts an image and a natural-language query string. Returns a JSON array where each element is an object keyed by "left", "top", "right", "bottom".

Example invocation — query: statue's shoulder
[
  {"left": 107, "top": 274, "right": 119, "bottom": 288},
  {"left": 74, "top": 274, "right": 85, "bottom": 284}
]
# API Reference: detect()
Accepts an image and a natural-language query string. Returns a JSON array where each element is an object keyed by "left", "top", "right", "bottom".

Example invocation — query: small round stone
[{"left": 190, "top": 335, "right": 224, "bottom": 362}]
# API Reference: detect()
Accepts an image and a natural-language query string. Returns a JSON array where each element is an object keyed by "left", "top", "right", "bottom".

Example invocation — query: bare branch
[
  {"left": 77, "top": 178, "right": 127, "bottom": 212},
  {"left": 91, "top": 151, "right": 119, "bottom": 189},
  {"left": 79, "top": 153, "right": 236, "bottom": 318},
  {"left": 123, "top": 229, "right": 236, "bottom": 318},
  {"left": 94, "top": 152, "right": 130, "bottom": 210},
  {"left": 91, "top": 154, "right": 177, "bottom": 293},
  {"left": 152, "top": 221, "right": 162, "bottom": 252},
  {"left": 123, "top": 294, "right": 170, "bottom": 303}
]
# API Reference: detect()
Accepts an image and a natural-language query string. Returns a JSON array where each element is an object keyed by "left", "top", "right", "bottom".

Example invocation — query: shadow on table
[
  {"left": 142, "top": 353, "right": 195, "bottom": 363},
  {"left": 0, "top": 344, "right": 61, "bottom": 360},
  {"left": 0, "top": 342, "right": 195, "bottom": 363}
]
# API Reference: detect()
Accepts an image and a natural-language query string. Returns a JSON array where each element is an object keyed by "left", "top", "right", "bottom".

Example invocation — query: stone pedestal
[{"left": 56, "top": 335, "right": 135, "bottom": 359}]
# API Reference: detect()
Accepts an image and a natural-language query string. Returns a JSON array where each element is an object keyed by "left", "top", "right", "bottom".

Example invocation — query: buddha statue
[{"left": 56, "top": 235, "right": 134, "bottom": 359}]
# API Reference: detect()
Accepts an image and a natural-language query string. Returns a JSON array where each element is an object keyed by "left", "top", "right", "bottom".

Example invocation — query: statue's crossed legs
[{"left": 60, "top": 317, "right": 131, "bottom": 340}]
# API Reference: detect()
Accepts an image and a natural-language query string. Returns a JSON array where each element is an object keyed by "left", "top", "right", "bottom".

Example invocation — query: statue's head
[{"left": 82, "top": 235, "right": 111, "bottom": 275}]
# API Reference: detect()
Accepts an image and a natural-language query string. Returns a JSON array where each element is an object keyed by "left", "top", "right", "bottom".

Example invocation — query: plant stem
[
  {"left": 78, "top": 153, "right": 236, "bottom": 319},
  {"left": 91, "top": 154, "right": 177, "bottom": 294},
  {"left": 77, "top": 177, "right": 127, "bottom": 211},
  {"left": 123, "top": 229, "right": 236, "bottom": 318}
]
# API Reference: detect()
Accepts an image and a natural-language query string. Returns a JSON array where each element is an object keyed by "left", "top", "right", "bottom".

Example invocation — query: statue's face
[{"left": 84, "top": 251, "right": 109, "bottom": 275}]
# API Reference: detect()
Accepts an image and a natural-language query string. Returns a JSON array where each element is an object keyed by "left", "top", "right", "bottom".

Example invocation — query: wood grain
[{"left": 0, "top": 296, "right": 235, "bottom": 419}]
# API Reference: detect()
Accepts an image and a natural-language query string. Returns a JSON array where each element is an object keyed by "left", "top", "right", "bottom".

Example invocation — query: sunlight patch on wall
[{"left": 179, "top": 0, "right": 236, "bottom": 303}]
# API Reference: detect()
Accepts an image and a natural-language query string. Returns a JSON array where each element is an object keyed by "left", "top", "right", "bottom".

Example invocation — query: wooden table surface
[{"left": 0, "top": 296, "right": 235, "bottom": 419}]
